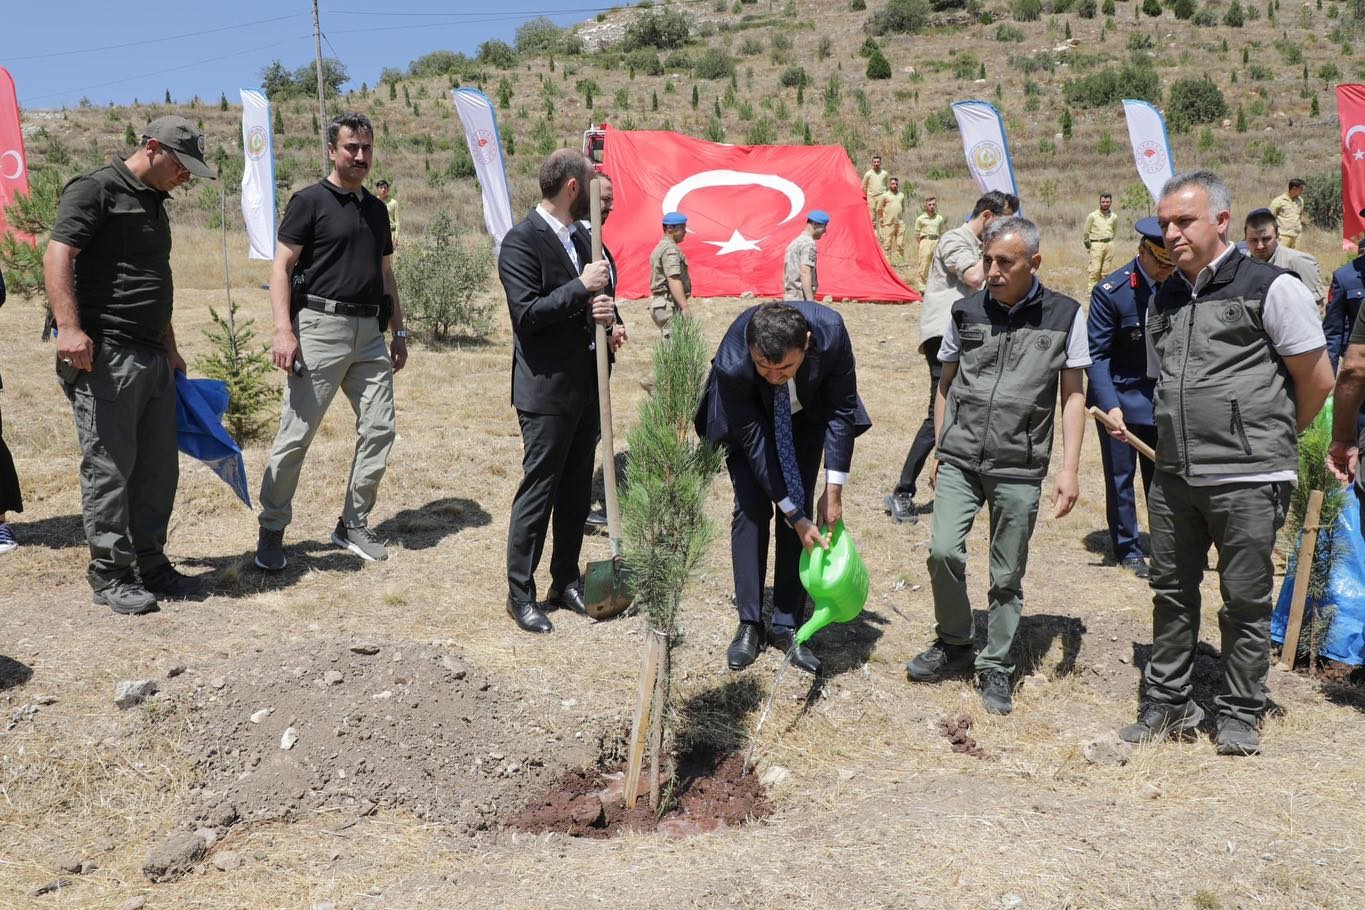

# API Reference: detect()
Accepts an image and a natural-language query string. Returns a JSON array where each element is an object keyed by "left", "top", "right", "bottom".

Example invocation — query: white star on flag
[{"left": 704, "top": 229, "right": 764, "bottom": 255}]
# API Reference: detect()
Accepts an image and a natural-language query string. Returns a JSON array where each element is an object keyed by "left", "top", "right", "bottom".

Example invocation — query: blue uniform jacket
[
  {"left": 1324, "top": 257, "right": 1365, "bottom": 370},
  {"left": 694, "top": 301, "right": 871, "bottom": 507},
  {"left": 1086, "top": 257, "right": 1157, "bottom": 425}
]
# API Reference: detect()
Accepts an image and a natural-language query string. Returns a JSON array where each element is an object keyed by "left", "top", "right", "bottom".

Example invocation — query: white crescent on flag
[
  {"left": 1347, "top": 124, "right": 1365, "bottom": 160},
  {"left": 661, "top": 169, "right": 805, "bottom": 224}
]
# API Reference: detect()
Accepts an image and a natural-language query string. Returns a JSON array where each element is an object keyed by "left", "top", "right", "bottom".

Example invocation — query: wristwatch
[{"left": 394, "top": 329, "right": 410, "bottom": 339}]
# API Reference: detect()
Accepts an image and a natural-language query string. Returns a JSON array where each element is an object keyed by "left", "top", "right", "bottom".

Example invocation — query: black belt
[{"left": 305, "top": 294, "right": 379, "bottom": 318}]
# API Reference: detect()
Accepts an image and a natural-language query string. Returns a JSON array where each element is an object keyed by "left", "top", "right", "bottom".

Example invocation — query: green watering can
[{"left": 795, "top": 520, "right": 870, "bottom": 645}]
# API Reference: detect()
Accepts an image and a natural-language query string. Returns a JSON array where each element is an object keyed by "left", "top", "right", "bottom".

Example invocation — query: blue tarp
[
  {"left": 175, "top": 374, "right": 252, "bottom": 508},
  {"left": 1272, "top": 490, "right": 1365, "bottom": 666}
]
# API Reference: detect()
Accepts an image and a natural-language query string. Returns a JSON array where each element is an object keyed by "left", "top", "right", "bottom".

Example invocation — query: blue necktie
[{"left": 773, "top": 382, "right": 805, "bottom": 511}]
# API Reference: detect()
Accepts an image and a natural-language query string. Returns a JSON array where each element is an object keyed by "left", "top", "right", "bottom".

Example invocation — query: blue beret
[
  {"left": 662, "top": 212, "right": 687, "bottom": 226},
  {"left": 1134, "top": 216, "right": 1164, "bottom": 246},
  {"left": 807, "top": 209, "right": 830, "bottom": 225}
]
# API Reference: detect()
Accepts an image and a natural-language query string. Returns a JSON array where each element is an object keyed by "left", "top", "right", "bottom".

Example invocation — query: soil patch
[
  {"left": 163, "top": 639, "right": 596, "bottom": 836},
  {"left": 509, "top": 747, "right": 772, "bottom": 839},
  {"left": 938, "top": 715, "right": 984, "bottom": 758}
]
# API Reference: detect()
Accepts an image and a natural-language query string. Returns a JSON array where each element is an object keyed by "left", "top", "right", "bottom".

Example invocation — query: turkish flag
[
  {"left": 601, "top": 129, "right": 917, "bottom": 303},
  {"left": 0, "top": 67, "right": 32, "bottom": 243},
  {"left": 1340, "top": 85, "right": 1365, "bottom": 250}
]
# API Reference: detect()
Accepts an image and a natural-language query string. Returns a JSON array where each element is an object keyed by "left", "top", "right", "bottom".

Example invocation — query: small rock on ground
[
  {"left": 323, "top": 670, "right": 344, "bottom": 685},
  {"left": 114, "top": 679, "right": 158, "bottom": 709},
  {"left": 118, "top": 898, "right": 147, "bottom": 910},
  {"left": 759, "top": 765, "right": 791, "bottom": 788},
  {"left": 350, "top": 642, "right": 380, "bottom": 655},
  {"left": 55, "top": 853, "right": 82, "bottom": 874},
  {"left": 212, "top": 851, "right": 242, "bottom": 872},
  {"left": 1083, "top": 733, "right": 1135, "bottom": 767},
  {"left": 1140, "top": 782, "right": 1162, "bottom": 800},
  {"left": 142, "top": 830, "right": 207, "bottom": 882},
  {"left": 280, "top": 726, "right": 299, "bottom": 750}
]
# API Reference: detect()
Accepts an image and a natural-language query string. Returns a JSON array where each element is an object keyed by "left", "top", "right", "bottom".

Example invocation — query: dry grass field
[{"left": 3, "top": 0, "right": 1365, "bottom": 907}]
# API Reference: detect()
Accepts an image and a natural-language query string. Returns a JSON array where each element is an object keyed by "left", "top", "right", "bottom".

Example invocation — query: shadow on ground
[
  {"left": 179, "top": 540, "right": 367, "bottom": 598},
  {"left": 1081, "top": 529, "right": 1151, "bottom": 565},
  {"left": 810, "top": 608, "right": 889, "bottom": 677},
  {"left": 675, "top": 676, "right": 763, "bottom": 754},
  {"left": 0, "top": 655, "right": 33, "bottom": 691},
  {"left": 373, "top": 497, "right": 492, "bottom": 551},
  {"left": 1130, "top": 640, "right": 1231, "bottom": 721},
  {"left": 10, "top": 513, "right": 86, "bottom": 550},
  {"left": 971, "top": 609, "right": 1086, "bottom": 678}
]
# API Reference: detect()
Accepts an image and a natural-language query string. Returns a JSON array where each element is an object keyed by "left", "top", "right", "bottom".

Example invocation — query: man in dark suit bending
[
  {"left": 696, "top": 301, "right": 871, "bottom": 674},
  {"left": 498, "top": 149, "right": 617, "bottom": 634}
]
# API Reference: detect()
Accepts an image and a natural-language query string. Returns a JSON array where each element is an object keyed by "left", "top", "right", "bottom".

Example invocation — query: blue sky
[{"left": 4, "top": 1, "right": 608, "bottom": 110}]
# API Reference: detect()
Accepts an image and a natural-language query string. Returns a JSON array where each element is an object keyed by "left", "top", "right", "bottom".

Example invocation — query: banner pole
[
  {"left": 220, "top": 184, "right": 238, "bottom": 355},
  {"left": 312, "top": 0, "right": 328, "bottom": 179}
]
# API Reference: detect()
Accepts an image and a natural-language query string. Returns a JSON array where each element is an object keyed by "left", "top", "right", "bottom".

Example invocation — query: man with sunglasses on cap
[
  {"left": 1086, "top": 217, "right": 1175, "bottom": 579},
  {"left": 44, "top": 115, "right": 216, "bottom": 615}
]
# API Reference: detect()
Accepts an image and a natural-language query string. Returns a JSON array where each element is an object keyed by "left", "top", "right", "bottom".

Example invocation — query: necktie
[{"left": 773, "top": 382, "right": 804, "bottom": 511}]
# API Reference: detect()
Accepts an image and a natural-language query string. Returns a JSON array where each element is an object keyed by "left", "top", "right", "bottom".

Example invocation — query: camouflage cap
[{"left": 143, "top": 115, "right": 215, "bottom": 179}]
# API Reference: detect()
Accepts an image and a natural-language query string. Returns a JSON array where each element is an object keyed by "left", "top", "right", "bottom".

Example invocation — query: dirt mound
[
  {"left": 509, "top": 748, "right": 771, "bottom": 839},
  {"left": 166, "top": 639, "right": 596, "bottom": 836}
]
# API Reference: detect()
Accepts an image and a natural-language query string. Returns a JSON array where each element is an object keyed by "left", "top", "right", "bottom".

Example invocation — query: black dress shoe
[
  {"left": 768, "top": 628, "right": 822, "bottom": 676},
  {"left": 727, "top": 621, "right": 764, "bottom": 670},
  {"left": 584, "top": 510, "right": 608, "bottom": 532},
  {"left": 507, "top": 597, "right": 553, "bottom": 634},
  {"left": 547, "top": 579, "right": 588, "bottom": 615},
  {"left": 1119, "top": 556, "right": 1151, "bottom": 579}
]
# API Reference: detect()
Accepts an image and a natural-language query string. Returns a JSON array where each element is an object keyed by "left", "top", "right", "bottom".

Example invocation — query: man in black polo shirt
[
  {"left": 255, "top": 113, "right": 407, "bottom": 570},
  {"left": 44, "top": 115, "right": 215, "bottom": 615}
]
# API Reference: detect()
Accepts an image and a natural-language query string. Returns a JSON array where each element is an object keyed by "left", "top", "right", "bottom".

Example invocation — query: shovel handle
[
  {"left": 1087, "top": 406, "right": 1157, "bottom": 462},
  {"left": 590, "top": 178, "right": 623, "bottom": 544}
]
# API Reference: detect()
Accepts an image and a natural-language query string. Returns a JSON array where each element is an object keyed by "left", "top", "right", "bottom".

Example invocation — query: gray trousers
[
  {"left": 64, "top": 343, "right": 177, "bottom": 589},
  {"left": 927, "top": 462, "right": 1042, "bottom": 675},
  {"left": 1144, "top": 471, "right": 1290, "bottom": 724},
  {"left": 258, "top": 309, "right": 395, "bottom": 531}
]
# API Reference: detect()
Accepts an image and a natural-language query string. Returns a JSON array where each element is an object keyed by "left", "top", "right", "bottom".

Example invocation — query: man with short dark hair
[
  {"left": 1119, "top": 171, "right": 1332, "bottom": 756},
  {"left": 498, "top": 149, "right": 616, "bottom": 634},
  {"left": 1083, "top": 191, "right": 1118, "bottom": 287},
  {"left": 1269, "top": 178, "right": 1306, "bottom": 248},
  {"left": 862, "top": 154, "right": 888, "bottom": 226},
  {"left": 1243, "top": 207, "right": 1324, "bottom": 312},
  {"left": 877, "top": 176, "right": 907, "bottom": 266},
  {"left": 783, "top": 211, "right": 829, "bottom": 301},
  {"left": 375, "top": 179, "right": 398, "bottom": 247},
  {"left": 912, "top": 195, "right": 947, "bottom": 291},
  {"left": 906, "top": 216, "right": 1090, "bottom": 716},
  {"left": 45, "top": 115, "right": 216, "bottom": 614},
  {"left": 255, "top": 113, "right": 407, "bottom": 571},
  {"left": 695, "top": 301, "right": 871, "bottom": 675},
  {"left": 885, "top": 190, "right": 1017, "bottom": 525}
]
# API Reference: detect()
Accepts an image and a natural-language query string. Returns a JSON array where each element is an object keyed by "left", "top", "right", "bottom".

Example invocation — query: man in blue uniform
[
  {"left": 1324, "top": 236, "right": 1365, "bottom": 371},
  {"left": 1086, "top": 217, "right": 1174, "bottom": 579}
]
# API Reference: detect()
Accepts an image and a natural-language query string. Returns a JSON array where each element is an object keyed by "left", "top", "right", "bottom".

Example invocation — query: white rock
[
  {"left": 1140, "top": 782, "right": 1162, "bottom": 800},
  {"left": 1083, "top": 733, "right": 1134, "bottom": 767},
  {"left": 212, "top": 851, "right": 241, "bottom": 872},
  {"left": 759, "top": 765, "right": 792, "bottom": 788},
  {"left": 837, "top": 768, "right": 856, "bottom": 782},
  {"left": 1000, "top": 895, "right": 1024, "bottom": 910},
  {"left": 249, "top": 708, "right": 272, "bottom": 725},
  {"left": 324, "top": 670, "right": 344, "bottom": 686},
  {"left": 560, "top": 698, "right": 577, "bottom": 708},
  {"left": 195, "top": 828, "right": 218, "bottom": 848},
  {"left": 372, "top": 690, "right": 393, "bottom": 700},
  {"left": 280, "top": 727, "right": 299, "bottom": 750},
  {"left": 114, "top": 679, "right": 158, "bottom": 709},
  {"left": 118, "top": 898, "right": 147, "bottom": 910}
]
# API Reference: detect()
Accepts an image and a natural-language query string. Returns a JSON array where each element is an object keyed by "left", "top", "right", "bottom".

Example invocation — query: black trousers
[
  {"left": 0, "top": 404, "right": 21, "bottom": 515},
  {"left": 728, "top": 420, "right": 824, "bottom": 631},
  {"left": 506, "top": 405, "right": 599, "bottom": 604},
  {"left": 895, "top": 336, "right": 942, "bottom": 497}
]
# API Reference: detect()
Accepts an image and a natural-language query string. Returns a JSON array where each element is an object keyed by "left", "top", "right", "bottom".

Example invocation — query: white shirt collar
[
  {"left": 536, "top": 204, "right": 575, "bottom": 241},
  {"left": 1179, "top": 241, "right": 1236, "bottom": 295}
]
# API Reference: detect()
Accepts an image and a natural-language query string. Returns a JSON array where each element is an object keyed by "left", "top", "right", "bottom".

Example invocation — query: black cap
[{"left": 142, "top": 115, "right": 215, "bottom": 179}]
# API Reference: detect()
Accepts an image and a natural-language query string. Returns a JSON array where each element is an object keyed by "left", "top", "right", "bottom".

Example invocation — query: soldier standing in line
[
  {"left": 1083, "top": 192, "right": 1118, "bottom": 288},
  {"left": 913, "top": 196, "right": 947, "bottom": 292},
  {"left": 877, "top": 176, "right": 908, "bottom": 266},
  {"left": 375, "top": 179, "right": 398, "bottom": 248},
  {"left": 862, "top": 155, "right": 889, "bottom": 229},
  {"left": 783, "top": 210, "right": 829, "bottom": 301},
  {"left": 647, "top": 212, "right": 691, "bottom": 340},
  {"left": 1269, "top": 178, "right": 1306, "bottom": 249}
]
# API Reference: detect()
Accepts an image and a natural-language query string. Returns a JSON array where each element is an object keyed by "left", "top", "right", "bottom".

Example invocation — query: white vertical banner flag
[
  {"left": 1123, "top": 99, "right": 1175, "bottom": 205},
  {"left": 239, "top": 89, "right": 275, "bottom": 260},
  {"left": 452, "top": 87, "right": 514, "bottom": 248},
  {"left": 951, "top": 100, "right": 1018, "bottom": 199}
]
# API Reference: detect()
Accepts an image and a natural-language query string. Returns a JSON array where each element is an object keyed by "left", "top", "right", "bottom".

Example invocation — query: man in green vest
[
  {"left": 1083, "top": 192, "right": 1118, "bottom": 288},
  {"left": 905, "top": 215, "right": 1090, "bottom": 717},
  {"left": 1116, "top": 171, "right": 1332, "bottom": 756}
]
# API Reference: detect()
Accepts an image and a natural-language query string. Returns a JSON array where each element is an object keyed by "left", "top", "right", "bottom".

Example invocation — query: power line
[
  {"left": 5, "top": 14, "right": 305, "bottom": 64},
  {"left": 329, "top": 0, "right": 711, "bottom": 14}
]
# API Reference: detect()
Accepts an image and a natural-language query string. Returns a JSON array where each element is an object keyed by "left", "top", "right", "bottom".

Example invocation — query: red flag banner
[
  {"left": 0, "top": 67, "right": 31, "bottom": 243},
  {"left": 601, "top": 129, "right": 918, "bottom": 303},
  {"left": 1341, "top": 84, "right": 1365, "bottom": 250}
]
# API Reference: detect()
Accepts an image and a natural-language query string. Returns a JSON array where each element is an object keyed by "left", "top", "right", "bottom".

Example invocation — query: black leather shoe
[
  {"left": 507, "top": 597, "right": 553, "bottom": 634},
  {"left": 1119, "top": 556, "right": 1151, "bottom": 579},
  {"left": 768, "top": 628, "right": 822, "bottom": 676},
  {"left": 583, "top": 510, "right": 608, "bottom": 532},
  {"left": 727, "top": 622, "right": 764, "bottom": 670},
  {"left": 546, "top": 579, "right": 588, "bottom": 615}
]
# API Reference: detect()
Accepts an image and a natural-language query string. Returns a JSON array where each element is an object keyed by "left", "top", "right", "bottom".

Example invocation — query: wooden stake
[
  {"left": 624, "top": 632, "right": 661, "bottom": 809},
  {"left": 1087, "top": 406, "right": 1157, "bottom": 462},
  {"left": 1277, "top": 489, "right": 1324, "bottom": 672},
  {"left": 648, "top": 630, "right": 669, "bottom": 812}
]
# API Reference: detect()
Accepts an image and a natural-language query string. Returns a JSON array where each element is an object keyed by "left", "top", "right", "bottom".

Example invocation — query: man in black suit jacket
[
  {"left": 498, "top": 149, "right": 617, "bottom": 634},
  {"left": 696, "top": 301, "right": 871, "bottom": 674}
]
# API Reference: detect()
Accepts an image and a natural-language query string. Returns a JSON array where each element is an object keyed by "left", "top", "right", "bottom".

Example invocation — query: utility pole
[{"left": 312, "top": 0, "right": 328, "bottom": 178}]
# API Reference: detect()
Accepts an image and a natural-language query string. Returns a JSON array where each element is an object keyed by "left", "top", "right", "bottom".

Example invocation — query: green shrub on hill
[
  {"left": 1303, "top": 172, "right": 1341, "bottom": 229},
  {"left": 1224, "top": 0, "right": 1245, "bottom": 24},
  {"left": 867, "top": 50, "right": 892, "bottom": 78},
  {"left": 1166, "top": 76, "right": 1227, "bottom": 130},
  {"left": 396, "top": 213, "right": 496, "bottom": 342},
  {"left": 1142, "top": 0, "right": 1162, "bottom": 15},
  {"left": 866, "top": 0, "right": 931, "bottom": 34},
  {"left": 477, "top": 40, "right": 516, "bottom": 68},
  {"left": 1063, "top": 62, "right": 1160, "bottom": 107},
  {"left": 780, "top": 66, "right": 810, "bottom": 87},
  {"left": 695, "top": 47, "right": 737, "bottom": 79},
  {"left": 1013, "top": 0, "right": 1043, "bottom": 20},
  {"left": 624, "top": 7, "right": 692, "bottom": 49},
  {"left": 627, "top": 48, "right": 665, "bottom": 75}
]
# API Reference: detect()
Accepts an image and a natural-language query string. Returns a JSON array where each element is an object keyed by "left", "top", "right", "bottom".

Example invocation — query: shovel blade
[{"left": 584, "top": 556, "right": 633, "bottom": 620}]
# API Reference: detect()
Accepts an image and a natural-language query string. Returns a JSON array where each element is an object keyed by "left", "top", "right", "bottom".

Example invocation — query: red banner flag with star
[
  {"left": 0, "top": 67, "right": 32, "bottom": 243},
  {"left": 601, "top": 128, "right": 918, "bottom": 303},
  {"left": 1340, "top": 85, "right": 1365, "bottom": 250}
]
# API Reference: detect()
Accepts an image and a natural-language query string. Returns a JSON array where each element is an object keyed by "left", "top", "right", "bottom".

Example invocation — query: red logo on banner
[
  {"left": 0, "top": 67, "right": 32, "bottom": 244},
  {"left": 1339, "top": 85, "right": 1365, "bottom": 250},
  {"left": 601, "top": 129, "right": 917, "bottom": 303}
]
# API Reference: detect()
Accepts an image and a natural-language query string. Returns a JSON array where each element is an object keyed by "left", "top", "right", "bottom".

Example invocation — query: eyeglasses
[{"left": 163, "top": 147, "right": 190, "bottom": 176}]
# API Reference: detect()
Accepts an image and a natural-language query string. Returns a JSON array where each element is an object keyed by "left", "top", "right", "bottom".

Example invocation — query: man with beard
[
  {"left": 255, "top": 113, "right": 407, "bottom": 571},
  {"left": 498, "top": 149, "right": 616, "bottom": 633}
]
